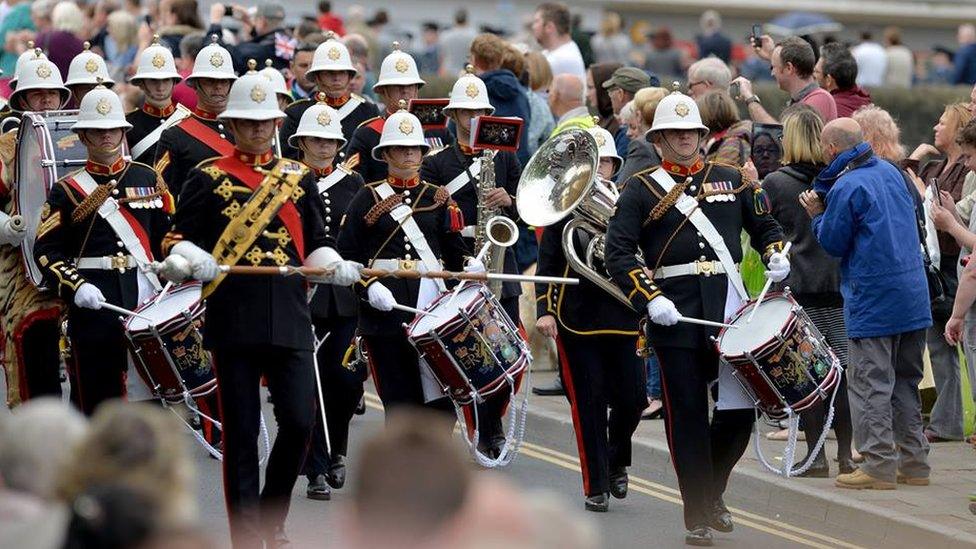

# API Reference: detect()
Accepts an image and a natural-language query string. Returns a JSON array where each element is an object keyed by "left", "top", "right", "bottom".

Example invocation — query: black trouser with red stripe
[
  {"left": 19, "top": 317, "right": 64, "bottom": 400},
  {"left": 558, "top": 331, "right": 645, "bottom": 496},
  {"left": 69, "top": 316, "right": 128, "bottom": 416},
  {"left": 303, "top": 314, "right": 363, "bottom": 477},
  {"left": 212, "top": 345, "right": 316, "bottom": 549},
  {"left": 656, "top": 345, "right": 754, "bottom": 529},
  {"left": 361, "top": 334, "right": 454, "bottom": 417}
]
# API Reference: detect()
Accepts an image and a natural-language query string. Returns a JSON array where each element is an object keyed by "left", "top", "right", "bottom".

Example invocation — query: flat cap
[{"left": 602, "top": 66, "right": 652, "bottom": 94}]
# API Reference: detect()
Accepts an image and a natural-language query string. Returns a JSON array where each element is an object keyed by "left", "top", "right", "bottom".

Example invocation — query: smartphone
[
  {"left": 930, "top": 179, "right": 943, "bottom": 205},
  {"left": 751, "top": 24, "right": 762, "bottom": 43},
  {"left": 729, "top": 81, "right": 740, "bottom": 99},
  {"left": 224, "top": 5, "right": 234, "bottom": 17}
]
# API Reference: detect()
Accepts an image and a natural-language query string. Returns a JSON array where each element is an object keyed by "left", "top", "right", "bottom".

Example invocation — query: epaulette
[
  {"left": 129, "top": 160, "right": 156, "bottom": 172},
  {"left": 192, "top": 155, "right": 222, "bottom": 171},
  {"left": 285, "top": 97, "right": 312, "bottom": 111},
  {"left": 362, "top": 116, "right": 384, "bottom": 133},
  {"left": 425, "top": 146, "right": 447, "bottom": 158}
]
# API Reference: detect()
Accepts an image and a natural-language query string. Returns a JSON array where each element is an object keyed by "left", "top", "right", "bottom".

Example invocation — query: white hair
[
  {"left": 52, "top": 1, "right": 85, "bottom": 35},
  {"left": 687, "top": 57, "right": 732, "bottom": 89},
  {"left": 619, "top": 100, "right": 636, "bottom": 123},
  {"left": 0, "top": 398, "right": 88, "bottom": 499}
]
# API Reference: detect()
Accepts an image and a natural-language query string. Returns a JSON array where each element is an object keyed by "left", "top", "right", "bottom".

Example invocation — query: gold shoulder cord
[{"left": 202, "top": 162, "right": 304, "bottom": 298}]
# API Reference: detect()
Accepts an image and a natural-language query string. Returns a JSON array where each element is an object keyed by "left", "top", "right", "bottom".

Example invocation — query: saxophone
[{"left": 472, "top": 149, "right": 507, "bottom": 296}]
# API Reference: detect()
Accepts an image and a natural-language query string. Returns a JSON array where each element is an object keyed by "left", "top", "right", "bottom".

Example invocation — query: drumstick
[
  {"left": 153, "top": 281, "right": 174, "bottom": 306},
  {"left": 747, "top": 242, "right": 793, "bottom": 324},
  {"left": 677, "top": 315, "right": 738, "bottom": 330},
  {"left": 100, "top": 301, "right": 154, "bottom": 322},
  {"left": 392, "top": 303, "right": 435, "bottom": 317},
  {"left": 310, "top": 329, "right": 332, "bottom": 453}
]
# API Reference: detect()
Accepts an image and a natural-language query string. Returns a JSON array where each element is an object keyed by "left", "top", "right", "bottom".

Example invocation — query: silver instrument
[
  {"left": 516, "top": 128, "right": 638, "bottom": 308},
  {"left": 472, "top": 149, "right": 509, "bottom": 296}
]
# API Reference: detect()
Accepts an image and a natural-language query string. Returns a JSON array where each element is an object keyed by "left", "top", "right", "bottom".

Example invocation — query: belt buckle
[
  {"left": 696, "top": 260, "right": 713, "bottom": 277},
  {"left": 110, "top": 255, "right": 129, "bottom": 272},
  {"left": 399, "top": 259, "right": 417, "bottom": 271}
]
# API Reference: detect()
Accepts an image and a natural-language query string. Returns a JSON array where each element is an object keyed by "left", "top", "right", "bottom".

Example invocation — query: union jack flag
[{"left": 274, "top": 32, "right": 298, "bottom": 61}]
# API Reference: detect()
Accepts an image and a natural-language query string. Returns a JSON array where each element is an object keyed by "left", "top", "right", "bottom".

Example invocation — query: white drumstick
[
  {"left": 100, "top": 301, "right": 154, "bottom": 322},
  {"left": 677, "top": 315, "right": 738, "bottom": 330},
  {"left": 747, "top": 242, "right": 793, "bottom": 324},
  {"left": 448, "top": 242, "right": 492, "bottom": 306},
  {"left": 310, "top": 329, "right": 332, "bottom": 452},
  {"left": 153, "top": 281, "right": 174, "bottom": 306},
  {"left": 392, "top": 303, "right": 434, "bottom": 317}
]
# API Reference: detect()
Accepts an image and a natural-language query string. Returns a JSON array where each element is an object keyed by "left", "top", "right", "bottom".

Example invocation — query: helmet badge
[
  {"left": 151, "top": 53, "right": 166, "bottom": 69},
  {"left": 674, "top": 102, "right": 690, "bottom": 118},
  {"left": 465, "top": 82, "right": 479, "bottom": 98},
  {"left": 36, "top": 63, "right": 51, "bottom": 79},
  {"left": 317, "top": 110, "right": 332, "bottom": 126},
  {"left": 327, "top": 47, "right": 341, "bottom": 61},
  {"left": 95, "top": 97, "right": 112, "bottom": 115},
  {"left": 398, "top": 118, "right": 414, "bottom": 135},
  {"left": 394, "top": 57, "right": 409, "bottom": 73},
  {"left": 250, "top": 85, "right": 267, "bottom": 103},
  {"left": 85, "top": 58, "right": 99, "bottom": 73},
  {"left": 210, "top": 52, "right": 224, "bottom": 68}
]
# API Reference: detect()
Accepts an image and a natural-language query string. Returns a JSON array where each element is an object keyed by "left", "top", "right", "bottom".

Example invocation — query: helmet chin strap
[{"left": 660, "top": 131, "right": 703, "bottom": 163}]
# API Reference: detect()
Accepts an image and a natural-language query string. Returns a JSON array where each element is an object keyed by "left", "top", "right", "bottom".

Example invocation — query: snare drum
[
  {"left": 716, "top": 292, "right": 839, "bottom": 419},
  {"left": 13, "top": 110, "right": 88, "bottom": 287},
  {"left": 406, "top": 284, "right": 529, "bottom": 405},
  {"left": 123, "top": 283, "right": 216, "bottom": 403}
]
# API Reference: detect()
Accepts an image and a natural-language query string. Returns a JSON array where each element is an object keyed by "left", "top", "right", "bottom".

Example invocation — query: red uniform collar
[
  {"left": 320, "top": 93, "right": 350, "bottom": 108},
  {"left": 387, "top": 174, "right": 420, "bottom": 189},
  {"left": 233, "top": 148, "right": 275, "bottom": 166},
  {"left": 311, "top": 165, "right": 334, "bottom": 177},
  {"left": 193, "top": 107, "right": 219, "bottom": 120},
  {"left": 143, "top": 102, "right": 176, "bottom": 117},
  {"left": 86, "top": 156, "right": 127, "bottom": 176},
  {"left": 662, "top": 158, "right": 705, "bottom": 177}
]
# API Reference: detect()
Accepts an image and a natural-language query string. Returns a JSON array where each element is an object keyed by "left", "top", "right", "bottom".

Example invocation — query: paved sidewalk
[{"left": 526, "top": 371, "right": 976, "bottom": 549}]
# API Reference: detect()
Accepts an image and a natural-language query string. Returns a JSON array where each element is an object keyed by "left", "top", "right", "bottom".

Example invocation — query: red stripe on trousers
[{"left": 555, "top": 335, "right": 592, "bottom": 496}]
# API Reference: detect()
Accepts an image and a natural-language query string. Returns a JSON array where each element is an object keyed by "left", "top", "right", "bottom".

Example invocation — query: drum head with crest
[
  {"left": 126, "top": 284, "right": 204, "bottom": 332},
  {"left": 14, "top": 110, "right": 87, "bottom": 288},
  {"left": 718, "top": 295, "right": 795, "bottom": 357}
]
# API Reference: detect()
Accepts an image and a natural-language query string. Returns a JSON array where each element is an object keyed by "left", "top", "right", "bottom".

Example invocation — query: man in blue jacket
[
  {"left": 800, "top": 118, "right": 932, "bottom": 490},
  {"left": 470, "top": 33, "right": 532, "bottom": 165}
]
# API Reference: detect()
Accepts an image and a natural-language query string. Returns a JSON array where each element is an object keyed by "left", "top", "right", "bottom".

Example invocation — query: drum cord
[
  {"left": 169, "top": 402, "right": 272, "bottom": 465},
  {"left": 752, "top": 361, "right": 843, "bottom": 478},
  {"left": 455, "top": 358, "right": 532, "bottom": 469}
]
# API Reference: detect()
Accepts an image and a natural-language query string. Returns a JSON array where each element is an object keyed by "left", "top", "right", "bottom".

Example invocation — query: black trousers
[
  {"left": 656, "top": 346, "right": 754, "bottom": 529},
  {"left": 361, "top": 333, "right": 455, "bottom": 419},
  {"left": 303, "top": 315, "right": 363, "bottom": 477},
  {"left": 558, "top": 331, "right": 646, "bottom": 496},
  {"left": 69, "top": 315, "right": 128, "bottom": 416},
  {"left": 212, "top": 345, "right": 316, "bottom": 549},
  {"left": 21, "top": 317, "right": 63, "bottom": 399}
]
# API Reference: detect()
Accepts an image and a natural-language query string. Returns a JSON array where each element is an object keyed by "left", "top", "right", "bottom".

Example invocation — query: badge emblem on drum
[
  {"left": 210, "top": 52, "right": 224, "bottom": 68},
  {"left": 250, "top": 85, "right": 267, "bottom": 103},
  {"left": 394, "top": 57, "right": 409, "bottom": 73},
  {"left": 151, "top": 53, "right": 166, "bottom": 69},
  {"left": 327, "top": 47, "right": 341, "bottom": 61},
  {"left": 398, "top": 119, "right": 414, "bottom": 135},
  {"left": 36, "top": 63, "right": 51, "bottom": 79},
  {"left": 316, "top": 110, "right": 331, "bottom": 126},
  {"left": 96, "top": 98, "right": 112, "bottom": 115},
  {"left": 674, "top": 102, "right": 690, "bottom": 118},
  {"left": 465, "top": 83, "right": 479, "bottom": 98},
  {"left": 85, "top": 58, "right": 99, "bottom": 73}
]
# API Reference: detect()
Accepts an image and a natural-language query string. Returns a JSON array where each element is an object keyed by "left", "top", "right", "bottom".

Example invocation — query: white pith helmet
[
  {"left": 65, "top": 42, "right": 115, "bottom": 88},
  {"left": 130, "top": 35, "right": 181, "bottom": 83},
  {"left": 372, "top": 42, "right": 425, "bottom": 91},
  {"left": 372, "top": 100, "right": 429, "bottom": 161},
  {"left": 72, "top": 82, "right": 132, "bottom": 131},
  {"left": 217, "top": 60, "right": 285, "bottom": 121},
  {"left": 288, "top": 102, "right": 346, "bottom": 148},
  {"left": 185, "top": 34, "right": 237, "bottom": 87},
  {"left": 443, "top": 65, "right": 494, "bottom": 114}
]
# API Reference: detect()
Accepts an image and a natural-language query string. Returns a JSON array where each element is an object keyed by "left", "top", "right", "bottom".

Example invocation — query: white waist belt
[
  {"left": 653, "top": 260, "right": 734, "bottom": 279},
  {"left": 76, "top": 255, "right": 138, "bottom": 271}
]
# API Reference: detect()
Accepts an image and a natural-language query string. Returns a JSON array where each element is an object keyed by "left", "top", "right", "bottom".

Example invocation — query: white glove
[
  {"left": 73, "top": 283, "right": 104, "bottom": 310},
  {"left": 157, "top": 254, "right": 193, "bottom": 282},
  {"left": 464, "top": 257, "right": 486, "bottom": 273},
  {"left": 367, "top": 282, "right": 396, "bottom": 312},
  {"left": 0, "top": 212, "right": 25, "bottom": 246},
  {"left": 646, "top": 295, "right": 679, "bottom": 326},
  {"left": 304, "top": 246, "right": 362, "bottom": 286},
  {"left": 171, "top": 241, "right": 220, "bottom": 282},
  {"left": 765, "top": 252, "right": 791, "bottom": 283}
]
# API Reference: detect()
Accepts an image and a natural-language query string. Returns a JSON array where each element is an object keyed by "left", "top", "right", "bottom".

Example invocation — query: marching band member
[
  {"left": 33, "top": 83, "right": 171, "bottom": 415},
  {"left": 605, "top": 91, "right": 787, "bottom": 546},
  {"left": 125, "top": 35, "right": 186, "bottom": 165},
  {"left": 0, "top": 53, "right": 71, "bottom": 407},
  {"left": 0, "top": 41, "right": 43, "bottom": 121},
  {"left": 535, "top": 126, "right": 644, "bottom": 512},
  {"left": 279, "top": 35, "right": 378, "bottom": 158},
  {"left": 161, "top": 62, "right": 360, "bottom": 548},
  {"left": 419, "top": 69, "right": 521, "bottom": 458},
  {"left": 345, "top": 43, "right": 449, "bottom": 183},
  {"left": 337, "top": 105, "right": 471, "bottom": 413},
  {"left": 64, "top": 42, "right": 115, "bottom": 107},
  {"left": 154, "top": 35, "right": 238, "bottom": 198},
  {"left": 287, "top": 102, "right": 365, "bottom": 501},
  {"left": 258, "top": 59, "right": 292, "bottom": 156}
]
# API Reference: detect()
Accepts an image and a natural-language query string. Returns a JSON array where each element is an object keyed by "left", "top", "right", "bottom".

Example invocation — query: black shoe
[
  {"left": 327, "top": 456, "right": 346, "bottom": 489},
  {"left": 354, "top": 396, "right": 366, "bottom": 415},
  {"left": 532, "top": 378, "right": 565, "bottom": 396},
  {"left": 796, "top": 452, "right": 829, "bottom": 478},
  {"left": 306, "top": 475, "right": 332, "bottom": 500},
  {"left": 267, "top": 526, "right": 291, "bottom": 548},
  {"left": 584, "top": 492, "right": 609, "bottom": 512},
  {"left": 685, "top": 526, "right": 713, "bottom": 546},
  {"left": 709, "top": 498, "right": 733, "bottom": 533},
  {"left": 609, "top": 467, "right": 628, "bottom": 499}
]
